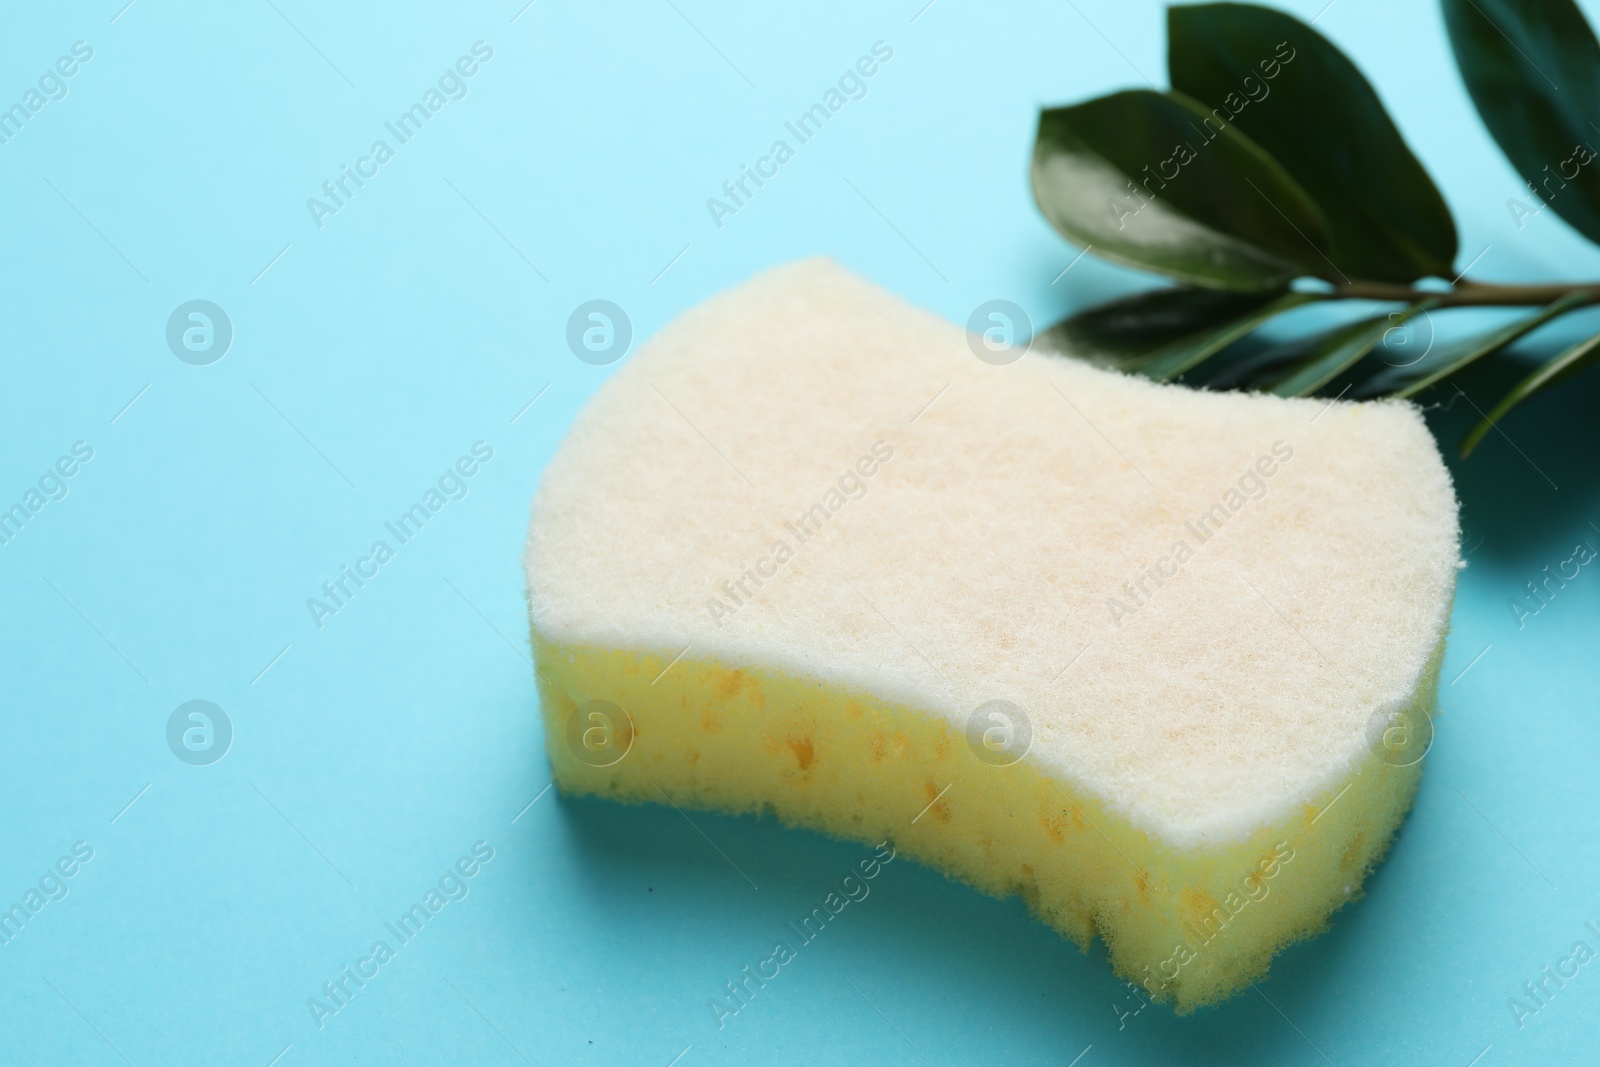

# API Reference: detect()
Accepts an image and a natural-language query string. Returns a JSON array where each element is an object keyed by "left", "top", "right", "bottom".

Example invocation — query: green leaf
[
  {"left": 1269, "top": 301, "right": 1438, "bottom": 397},
  {"left": 1140, "top": 290, "right": 1317, "bottom": 379},
  {"left": 1442, "top": 0, "right": 1600, "bottom": 247},
  {"left": 1170, "top": 3, "right": 1458, "bottom": 282},
  {"left": 1463, "top": 328, "right": 1600, "bottom": 454},
  {"left": 1032, "top": 89, "right": 1330, "bottom": 291},
  {"left": 1357, "top": 292, "right": 1591, "bottom": 398},
  {"left": 1201, "top": 328, "right": 1325, "bottom": 391},
  {"left": 1036, "top": 286, "right": 1303, "bottom": 371}
]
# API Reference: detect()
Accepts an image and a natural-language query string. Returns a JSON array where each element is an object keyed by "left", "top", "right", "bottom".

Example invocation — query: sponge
[{"left": 523, "top": 259, "right": 1459, "bottom": 1011}]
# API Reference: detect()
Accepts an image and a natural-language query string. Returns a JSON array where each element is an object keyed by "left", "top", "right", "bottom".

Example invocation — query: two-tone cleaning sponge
[{"left": 524, "top": 259, "right": 1459, "bottom": 1010}]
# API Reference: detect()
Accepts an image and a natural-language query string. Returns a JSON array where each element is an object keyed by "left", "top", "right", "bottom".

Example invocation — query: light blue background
[{"left": 1, "top": 1, "right": 1596, "bottom": 1063}]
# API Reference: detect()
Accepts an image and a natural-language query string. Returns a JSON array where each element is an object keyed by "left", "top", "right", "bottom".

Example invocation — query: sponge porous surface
[{"left": 525, "top": 259, "right": 1459, "bottom": 1010}]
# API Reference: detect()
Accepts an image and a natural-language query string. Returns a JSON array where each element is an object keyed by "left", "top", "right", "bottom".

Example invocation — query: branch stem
[{"left": 1328, "top": 279, "right": 1600, "bottom": 308}]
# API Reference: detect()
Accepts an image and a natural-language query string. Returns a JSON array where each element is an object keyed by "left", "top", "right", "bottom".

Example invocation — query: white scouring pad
[{"left": 523, "top": 258, "right": 1459, "bottom": 1010}]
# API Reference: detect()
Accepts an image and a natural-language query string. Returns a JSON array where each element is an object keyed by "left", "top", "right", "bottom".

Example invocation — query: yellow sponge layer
[{"left": 535, "top": 632, "right": 1440, "bottom": 1012}]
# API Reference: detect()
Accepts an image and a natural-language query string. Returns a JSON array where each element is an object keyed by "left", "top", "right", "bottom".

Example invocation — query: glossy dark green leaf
[
  {"left": 1170, "top": 3, "right": 1458, "bottom": 282},
  {"left": 1032, "top": 89, "right": 1330, "bottom": 291},
  {"left": 1200, "top": 328, "right": 1324, "bottom": 391},
  {"left": 1139, "top": 290, "right": 1317, "bottom": 379},
  {"left": 1356, "top": 292, "right": 1590, "bottom": 398},
  {"left": 1036, "top": 286, "right": 1301, "bottom": 371},
  {"left": 1463, "top": 328, "right": 1600, "bottom": 454},
  {"left": 1442, "top": 0, "right": 1600, "bottom": 247},
  {"left": 1269, "top": 301, "right": 1438, "bottom": 397}
]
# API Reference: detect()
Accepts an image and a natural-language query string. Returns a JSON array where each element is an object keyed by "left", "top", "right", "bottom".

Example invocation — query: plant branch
[{"left": 1327, "top": 278, "right": 1600, "bottom": 308}]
